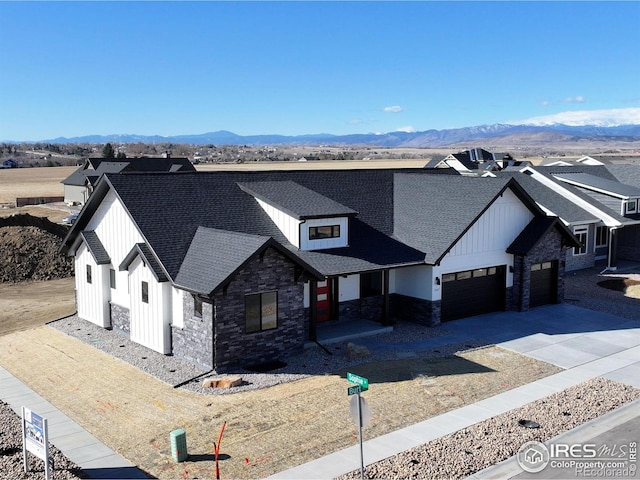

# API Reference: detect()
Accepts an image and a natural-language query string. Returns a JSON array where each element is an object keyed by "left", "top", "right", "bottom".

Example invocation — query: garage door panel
[
  {"left": 441, "top": 266, "right": 506, "bottom": 322},
  {"left": 530, "top": 261, "right": 557, "bottom": 308}
]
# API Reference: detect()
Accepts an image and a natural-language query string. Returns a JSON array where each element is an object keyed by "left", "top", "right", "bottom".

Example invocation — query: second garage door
[{"left": 441, "top": 266, "right": 506, "bottom": 322}]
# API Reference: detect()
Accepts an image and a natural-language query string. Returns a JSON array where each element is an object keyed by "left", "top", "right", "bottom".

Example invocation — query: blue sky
[{"left": 1, "top": 1, "right": 639, "bottom": 141}]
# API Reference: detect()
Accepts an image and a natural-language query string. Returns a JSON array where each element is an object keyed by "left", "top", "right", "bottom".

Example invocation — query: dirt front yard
[
  {"left": 0, "top": 278, "right": 75, "bottom": 335},
  {"left": 0, "top": 327, "right": 559, "bottom": 479}
]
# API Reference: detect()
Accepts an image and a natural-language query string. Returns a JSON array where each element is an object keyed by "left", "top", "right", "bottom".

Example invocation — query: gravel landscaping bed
[
  {"left": 0, "top": 400, "right": 88, "bottom": 480},
  {"left": 48, "top": 316, "right": 478, "bottom": 395},
  {"left": 337, "top": 377, "right": 640, "bottom": 480}
]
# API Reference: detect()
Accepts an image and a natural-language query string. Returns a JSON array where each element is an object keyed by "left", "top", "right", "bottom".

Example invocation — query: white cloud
[
  {"left": 383, "top": 105, "right": 403, "bottom": 113},
  {"left": 396, "top": 125, "right": 416, "bottom": 133},
  {"left": 514, "top": 108, "right": 640, "bottom": 127},
  {"left": 563, "top": 96, "right": 586, "bottom": 104}
]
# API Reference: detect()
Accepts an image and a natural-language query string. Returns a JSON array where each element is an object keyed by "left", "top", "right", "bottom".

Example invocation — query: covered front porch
[{"left": 304, "top": 317, "right": 393, "bottom": 348}]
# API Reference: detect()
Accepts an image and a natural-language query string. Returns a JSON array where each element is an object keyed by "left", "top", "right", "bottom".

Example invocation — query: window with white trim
[
  {"left": 573, "top": 226, "right": 588, "bottom": 256},
  {"left": 625, "top": 199, "right": 637, "bottom": 215},
  {"left": 595, "top": 226, "right": 608, "bottom": 248}
]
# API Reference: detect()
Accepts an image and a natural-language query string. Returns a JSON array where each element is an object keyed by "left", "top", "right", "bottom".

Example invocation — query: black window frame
[
  {"left": 193, "top": 294, "right": 203, "bottom": 318},
  {"left": 141, "top": 281, "right": 149, "bottom": 303},
  {"left": 309, "top": 225, "right": 340, "bottom": 240},
  {"left": 245, "top": 291, "right": 278, "bottom": 333},
  {"left": 109, "top": 268, "right": 116, "bottom": 289},
  {"left": 86, "top": 264, "right": 92, "bottom": 284}
]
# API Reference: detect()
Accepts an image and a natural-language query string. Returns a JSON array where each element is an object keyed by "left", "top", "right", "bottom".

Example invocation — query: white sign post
[{"left": 22, "top": 406, "right": 51, "bottom": 480}]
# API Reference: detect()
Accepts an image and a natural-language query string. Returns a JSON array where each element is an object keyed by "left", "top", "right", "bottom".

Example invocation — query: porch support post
[
  {"left": 608, "top": 227, "right": 618, "bottom": 271},
  {"left": 309, "top": 280, "right": 318, "bottom": 341},
  {"left": 382, "top": 269, "right": 390, "bottom": 326}
]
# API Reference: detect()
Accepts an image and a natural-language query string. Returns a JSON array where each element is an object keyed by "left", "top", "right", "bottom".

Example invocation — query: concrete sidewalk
[
  {"left": 269, "top": 304, "right": 640, "bottom": 479},
  {"left": 0, "top": 366, "right": 149, "bottom": 479}
]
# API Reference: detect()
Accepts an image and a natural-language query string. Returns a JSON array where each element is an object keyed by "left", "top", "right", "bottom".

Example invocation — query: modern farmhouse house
[
  {"left": 61, "top": 156, "right": 195, "bottom": 205},
  {"left": 61, "top": 169, "right": 579, "bottom": 371}
]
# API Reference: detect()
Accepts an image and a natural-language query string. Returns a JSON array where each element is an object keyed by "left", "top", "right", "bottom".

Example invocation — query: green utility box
[{"left": 170, "top": 428, "right": 188, "bottom": 462}]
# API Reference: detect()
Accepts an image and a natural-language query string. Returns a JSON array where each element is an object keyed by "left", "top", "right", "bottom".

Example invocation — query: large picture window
[
  {"left": 309, "top": 225, "right": 340, "bottom": 240},
  {"left": 360, "top": 271, "right": 382, "bottom": 298},
  {"left": 245, "top": 291, "right": 278, "bottom": 333},
  {"left": 573, "top": 226, "right": 588, "bottom": 256}
]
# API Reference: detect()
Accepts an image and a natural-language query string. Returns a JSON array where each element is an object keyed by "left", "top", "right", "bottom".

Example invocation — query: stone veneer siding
[
  {"left": 565, "top": 252, "right": 595, "bottom": 272},
  {"left": 390, "top": 294, "right": 441, "bottom": 326},
  {"left": 172, "top": 294, "right": 214, "bottom": 370},
  {"left": 511, "top": 227, "right": 567, "bottom": 311},
  {"left": 110, "top": 303, "right": 129, "bottom": 334},
  {"left": 211, "top": 247, "right": 305, "bottom": 372}
]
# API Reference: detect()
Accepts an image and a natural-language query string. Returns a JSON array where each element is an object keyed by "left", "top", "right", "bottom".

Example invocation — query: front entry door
[{"left": 316, "top": 280, "right": 331, "bottom": 322}]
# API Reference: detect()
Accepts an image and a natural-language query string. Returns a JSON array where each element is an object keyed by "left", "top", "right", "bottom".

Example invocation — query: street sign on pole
[
  {"left": 346, "top": 372, "right": 369, "bottom": 391},
  {"left": 347, "top": 385, "right": 362, "bottom": 396}
]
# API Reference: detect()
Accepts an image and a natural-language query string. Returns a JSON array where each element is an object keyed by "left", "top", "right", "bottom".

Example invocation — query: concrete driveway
[{"left": 272, "top": 303, "right": 640, "bottom": 479}]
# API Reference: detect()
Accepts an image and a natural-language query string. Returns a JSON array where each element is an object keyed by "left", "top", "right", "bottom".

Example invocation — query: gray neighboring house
[
  {"left": 61, "top": 169, "right": 579, "bottom": 372},
  {"left": 61, "top": 157, "right": 195, "bottom": 205},
  {"left": 506, "top": 165, "right": 640, "bottom": 271}
]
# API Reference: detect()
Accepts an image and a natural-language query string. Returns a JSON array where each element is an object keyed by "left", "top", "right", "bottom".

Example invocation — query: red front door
[{"left": 316, "top": 280, "right": 331, "bottom": 322}]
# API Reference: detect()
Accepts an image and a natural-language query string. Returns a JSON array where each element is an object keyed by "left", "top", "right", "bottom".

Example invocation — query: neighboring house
[
  {"left": 1, "top": 159, "right": 18, "bottom": 168},
  {"left": 61, "top": 169, "right": 578, "bottom": 372},
  {"left": 510, "top": 165, "right": 640, "bottom": 271},
  {"left": 61, "top": 157, "right": 195, "bottom": 205},
  {"left": 425, "top": 148, "right": 530, "bottom": 174}
]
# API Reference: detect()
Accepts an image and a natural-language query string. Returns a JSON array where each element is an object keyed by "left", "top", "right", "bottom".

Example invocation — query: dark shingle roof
[
  {"left": 175, "top": 227, "right": 273, "bottom": 294},
  {"left": 605, "top": 164, "right": 640, "bottom": 188},
  {"left": 393, "top": 174, "right": 539, "bottom": 264},
  {"left": 237, "top": 181, "right": 357, "bottom": 219},
  {"left": 553, "top": 173, "right": 640, "bottom": 198},
  {"left": 495, "top": 172, "right": 599, "bottom": 225},
  {"left": 119, "top": 243, "right": 169, "bottom": 282},
  {"left": 507, "top": 216, "right": 580, "bottom": 255},
  {"left": 80, "top": 231, "right": 110, "bottom": 264},
  {"left": 61, "top": 157, "right": 195, "bottom": 187}
]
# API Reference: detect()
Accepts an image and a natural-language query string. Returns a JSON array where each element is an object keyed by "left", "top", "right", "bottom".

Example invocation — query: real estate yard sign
[{"left": 22, "top": 406, "right": 51, "bottom": 480}]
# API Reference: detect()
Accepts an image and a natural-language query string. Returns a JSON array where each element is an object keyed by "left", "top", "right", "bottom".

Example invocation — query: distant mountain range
[{"left": 36, "top": 123, "right": 640, "bottom": 147}]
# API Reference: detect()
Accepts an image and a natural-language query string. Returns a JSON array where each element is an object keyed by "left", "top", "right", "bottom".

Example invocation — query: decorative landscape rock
[
  {"left": 202, "top": 376, "right": 243, "bottom": 389},
  {"left": 345, "top": 342, "right": 371, "bottom": 360}
]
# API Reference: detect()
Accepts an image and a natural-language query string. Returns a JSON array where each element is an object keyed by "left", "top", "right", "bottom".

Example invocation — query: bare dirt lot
[
  {"left": 0, "top": 166, "right": 76, "bottom": 205},
  {"left": 0, "top": 278, "right": 75, "bottom": 336}
]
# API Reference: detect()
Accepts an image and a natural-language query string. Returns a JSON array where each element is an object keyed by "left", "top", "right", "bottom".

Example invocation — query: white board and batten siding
[
  {"left": 437, "top": 188, "right": 535, "bottom": 294},
  {"left": 128, "top": 256, "right": 172, "bottom": 354},
  {"left": 87, "top": 190, "right": 144, "bottom": 308},
  {"left": 300, "top": 217, "right": 349, "bottom": 251},
  {"left": 75, "top": 243, "right": 111, "bottom": 328},
  {"left": 256, "top": 198, "right": 301, "bottom": 247}
]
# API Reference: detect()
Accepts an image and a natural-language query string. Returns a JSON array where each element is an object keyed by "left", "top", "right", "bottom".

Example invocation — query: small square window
[
  {"left": 86, "top": 265, "right": 92, "bottom": 284},
  {"left": 141, "top": 281, "right": 148, "bottom": 303}
]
